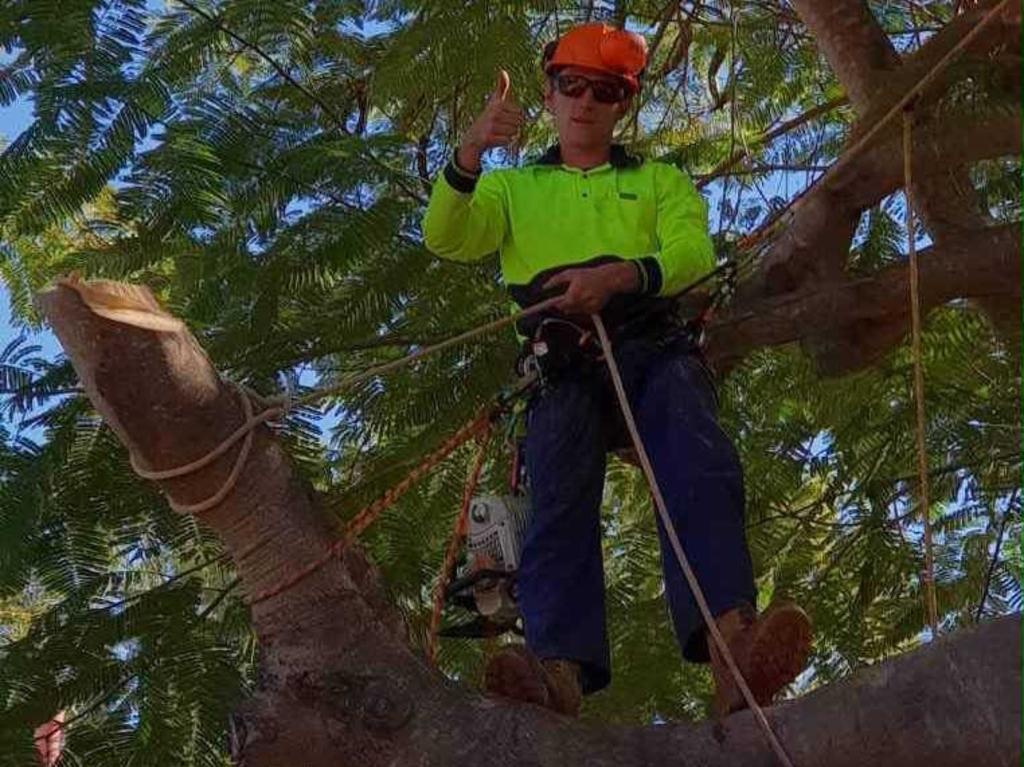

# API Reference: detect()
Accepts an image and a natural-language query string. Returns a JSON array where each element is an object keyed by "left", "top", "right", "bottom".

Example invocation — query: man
[{"left": 423, "top": 22, "right": 812, "bottom": 718}]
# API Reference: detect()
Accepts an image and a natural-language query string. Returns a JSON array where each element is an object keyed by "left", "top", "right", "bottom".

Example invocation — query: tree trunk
[{"left": 37, "top": 279, "right": 1021, "bottom": 767}]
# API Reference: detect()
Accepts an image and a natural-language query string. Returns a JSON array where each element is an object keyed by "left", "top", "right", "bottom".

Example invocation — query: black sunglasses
[{"left": 554, "top": 73, "right": 630, "bottom": 104}]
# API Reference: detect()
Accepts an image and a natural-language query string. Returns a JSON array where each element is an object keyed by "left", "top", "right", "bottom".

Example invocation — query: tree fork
[{"left": 36, "top": 279, "right": 1021, "bottom": 767}]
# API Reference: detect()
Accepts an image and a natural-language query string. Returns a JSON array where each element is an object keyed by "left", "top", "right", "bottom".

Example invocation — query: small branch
[
  {"left": 693, "top": 163, "right": 830, "bottom": 182},
  {"left": 175, "top": 0, "right": 428, "bottom": 206},
  {"left": 976, "top": 490, "right": 1019, "bottom": 622},
  {"left": 697, "top": 97, "right": 847, "bottom": 189},
  {"left": 175, "top": 0, "right": 347, "bottom": 129},
  {"left": 93, "top": 553, "right": 232, "bottom": 614},
  {"left": 883, "top": 451, "right": 1021, "bottom": 486}
]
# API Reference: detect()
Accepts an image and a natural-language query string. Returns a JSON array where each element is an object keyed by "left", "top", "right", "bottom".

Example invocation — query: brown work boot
[
  {"left": 483, "top": 645, "right": 582, "bottom": 717},
  {"left": 708, "top": 601, "right": 812, "bottom": 719}
]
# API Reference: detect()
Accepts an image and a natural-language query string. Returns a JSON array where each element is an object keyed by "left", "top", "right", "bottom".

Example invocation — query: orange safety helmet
[{"left": 543, "top": 23, "right": 648, "bottom": 94}]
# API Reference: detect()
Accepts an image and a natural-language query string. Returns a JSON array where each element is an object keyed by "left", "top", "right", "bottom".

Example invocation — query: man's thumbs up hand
[
  {"left": 458, "top": 69, "right": 523, "bottom": 173},
  {"left": 492, "top": 69, "right": 511, "bottom": 103}
]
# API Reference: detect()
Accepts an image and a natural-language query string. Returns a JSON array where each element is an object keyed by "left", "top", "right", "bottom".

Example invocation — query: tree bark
[
  {"left": 37, "top": 279, "right": 1022, "bottom": 766},
  {"left": 788, "top": 0, "right": 899, "bottom": 111},
  {"left": 709, "top": 223, "right": 1020, "bottom": 374}
]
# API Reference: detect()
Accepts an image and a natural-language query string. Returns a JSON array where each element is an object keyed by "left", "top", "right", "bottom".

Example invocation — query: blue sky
[
  {"left": 0, "top": 0, "right": 162, "bottom": 350},
  {"left": 0, "top": 89, "right": 48, "bottom": 354}
]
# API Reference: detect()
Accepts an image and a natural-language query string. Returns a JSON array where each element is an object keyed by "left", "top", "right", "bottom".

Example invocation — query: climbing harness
[
  {"left": 515, "top": 315, "right": 603, "bottom": 385},
  {"left": 515, "top": 259, "right": 738, "bottom": 388}
]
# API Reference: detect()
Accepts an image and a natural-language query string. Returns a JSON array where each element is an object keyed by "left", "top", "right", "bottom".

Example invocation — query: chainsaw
[{"left": 440, "top": 494, "right": 532, "bottom": 639}]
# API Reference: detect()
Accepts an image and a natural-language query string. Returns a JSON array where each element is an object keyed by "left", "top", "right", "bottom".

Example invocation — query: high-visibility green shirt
[{"left": 422, "top": 145, "right": 714, "bottom": 300}]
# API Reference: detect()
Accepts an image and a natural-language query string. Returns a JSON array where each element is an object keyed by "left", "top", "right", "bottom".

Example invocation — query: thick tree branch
[
  {"left": 711, "top": 224, "right": 1020, "bottom": 374},
  {"left": 755, "top": 110, "right": 1019, "bottom": 295},
  {"left": 794, "top": 0, "right": 1016, "bottom": 125},
  {"left": 35, "top": 279, "right": 1024, "bottom": 766},
  {"left": 789, "top": 0, "right": 900, "bottom": 110},
  {"left": 837, "top": 112, "right": 1020, "bottom": 211},
  {"left": 35, "top": 280, "right": 429, "bottom": 765},
  {"left": 789, "top": 7, "right": 1012, "bottom": 225},
  {"left": 784, "top": 0, "right": 1019, "bottom": 350},
  {"left": 857, "top": 0, "right": 1020, "bottom": 136}
]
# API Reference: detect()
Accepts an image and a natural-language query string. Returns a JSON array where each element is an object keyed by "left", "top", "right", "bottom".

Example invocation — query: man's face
[{"left": 544, "top": 66, "right": 632, "bottom": 151}]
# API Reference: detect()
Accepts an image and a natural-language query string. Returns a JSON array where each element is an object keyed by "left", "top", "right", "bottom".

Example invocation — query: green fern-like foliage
[{"left": 0, "top": 0, "right": 1019, "bottom": 762}]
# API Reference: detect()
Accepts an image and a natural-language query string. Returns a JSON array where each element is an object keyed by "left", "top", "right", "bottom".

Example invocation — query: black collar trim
[{"left": 534, "top": 143, "right": 643, "bottom": 169}]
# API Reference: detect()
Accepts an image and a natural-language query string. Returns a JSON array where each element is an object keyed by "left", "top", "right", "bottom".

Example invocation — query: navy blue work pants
[{"left": 518, "top": 337, "right": 755, "bottom": 694}]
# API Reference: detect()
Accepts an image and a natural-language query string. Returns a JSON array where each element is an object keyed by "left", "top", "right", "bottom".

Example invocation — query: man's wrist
[
  {"left": 635, "top": 257, "right": 663, "bottom": 296},
  {"left": 455, "top": 144, "right": 483, "bottom": 174},
  {"left": 603, "top": 261, "right": 641, "bottom": 294},
  {"left": 445, "top": 147, "right": 483, "bottom": 193}
]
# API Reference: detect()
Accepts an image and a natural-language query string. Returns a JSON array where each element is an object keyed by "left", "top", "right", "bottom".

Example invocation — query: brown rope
[
  {"left": 426, "top": 427, "right": 493, "bottom": 665},
  {"left": 591, "top": 314, "right": 795, "bottom": 767},
  {"left": 903, "top": 108, "right": 939, "bottom": 634}
]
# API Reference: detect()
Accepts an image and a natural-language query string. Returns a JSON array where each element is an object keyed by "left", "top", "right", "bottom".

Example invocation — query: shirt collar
[{"left": 534, "top": 143, "right": 643, "bottom": 170}]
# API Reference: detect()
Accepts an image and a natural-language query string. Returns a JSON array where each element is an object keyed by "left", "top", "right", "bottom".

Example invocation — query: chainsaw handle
[{"left": 444, "top": 568, "right": 515, "bottom": 598}]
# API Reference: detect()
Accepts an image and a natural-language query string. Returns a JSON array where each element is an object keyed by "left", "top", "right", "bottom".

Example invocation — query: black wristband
[
  {"left": 631, "top": 260, "right": 647, "bottom": 294},
  {"left": 444, "top": 153, "right": 481, "bottom": 193},
  {"left": 636, "top": 257, "right": 663, "bottom": 296}
]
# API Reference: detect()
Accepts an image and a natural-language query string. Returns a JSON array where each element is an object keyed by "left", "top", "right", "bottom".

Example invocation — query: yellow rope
[
  {"left": 129, "top": 382, "right": 268, "bottom": 515},
  {"left": 903, "top": 108, "right": 939, "bottom": 634},
  {"left": 282, "top": 297, "right": 559, "bottom": 410},
  {"left": 591, "top": 314, "right": 796, "bottom": 767}
]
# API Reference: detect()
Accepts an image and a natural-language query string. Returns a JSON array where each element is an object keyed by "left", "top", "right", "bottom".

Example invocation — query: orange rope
[
  {"left": 248, "top": 409, "right": 493, "bottom": 606},
  {"left": 426, "top": 427, "right": 493, "bottom": 665}
]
